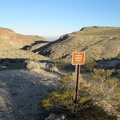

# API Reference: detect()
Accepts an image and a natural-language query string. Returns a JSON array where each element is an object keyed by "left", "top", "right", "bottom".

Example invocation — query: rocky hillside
[
  {"left": 0, "top": 27, "right": 48, "bottom": 50},
  {"left": 0, "top": 27, "right": 49, "bottom": 63},
  {"left": 38, "top": 26, "right": 120, "bottom": 62}
]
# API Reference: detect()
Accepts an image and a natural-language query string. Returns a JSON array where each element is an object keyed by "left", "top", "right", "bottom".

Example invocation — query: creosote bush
[
  {"left": 54, "top": 59, "right": 73, "bottom": 70},
  {"left": 38, "top": 72, "right": 118, "bottom": 119},
  {"left": 81, "top": 60, "right": 97, "bottom": 73},
  {"left": 87, "top": 68, "right": 120, "bottom": 118},
  {"left": 40, "top": 75, "right": 92, "bottom": 112},
  {"left": 26, "top": 61, "right": 40, "bottom": 70},
  {"left": 91, "top": 69, "right": 120, "bottom": 99}
]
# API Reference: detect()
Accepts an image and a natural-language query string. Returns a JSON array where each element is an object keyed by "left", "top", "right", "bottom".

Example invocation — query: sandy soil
[{"left": 0, "top": 69, "right": 62, "bottom": 120}]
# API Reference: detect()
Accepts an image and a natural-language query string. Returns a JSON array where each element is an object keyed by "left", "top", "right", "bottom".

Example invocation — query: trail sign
[
  {"left": 72, "top": 51, "right": 85, "bottom": 65},
  {"left": 71, "top": 51, "right": 85, "bottom": 113}
]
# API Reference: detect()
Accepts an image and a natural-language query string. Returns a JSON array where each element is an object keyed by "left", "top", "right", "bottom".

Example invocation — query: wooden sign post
[{"left": 72, "top": 51, "right": 85, "bottom": 112}]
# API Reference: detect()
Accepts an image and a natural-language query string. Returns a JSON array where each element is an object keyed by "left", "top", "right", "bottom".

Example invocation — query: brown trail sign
[
  {"left": 72, "top": 51, "right": 85, "bottom": 65},
  {"left": 72, "top": 51, "right": 85, "bottom": 112}
]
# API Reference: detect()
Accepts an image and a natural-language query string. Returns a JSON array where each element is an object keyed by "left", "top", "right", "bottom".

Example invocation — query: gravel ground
[{"left": 0, "top": 69, "right": 61, "bottom": 120}]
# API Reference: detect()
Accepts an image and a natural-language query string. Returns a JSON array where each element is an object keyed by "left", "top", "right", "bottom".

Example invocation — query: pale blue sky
[{"left": 0, "top": 0, "right": 120, "bottom": 38}]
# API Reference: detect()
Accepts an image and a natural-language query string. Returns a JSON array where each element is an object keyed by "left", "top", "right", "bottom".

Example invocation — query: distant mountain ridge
[{"left": 38, "top": 26, "right": 120, "bottom": 62}]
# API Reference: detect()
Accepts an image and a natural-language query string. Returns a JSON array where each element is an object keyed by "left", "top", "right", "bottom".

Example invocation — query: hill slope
[
  {"left": 38, "top": 26, "right": 120, "bottom": 62},
  {"left": 0, "top": 27, "right": 48, "bottom": 50},
  {"left": 0, "top": 27, "right": 49, "bottom": 62}
]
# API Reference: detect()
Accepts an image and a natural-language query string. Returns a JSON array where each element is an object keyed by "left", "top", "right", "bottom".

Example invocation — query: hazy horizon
[{"left": 44, "top": 35, "right": 59, "bottom": 41}]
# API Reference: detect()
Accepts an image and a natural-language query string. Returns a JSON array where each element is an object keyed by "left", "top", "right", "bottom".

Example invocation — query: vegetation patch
[
  {"left": 54, "top": 59, "right": 73, "bottom": 70},
  {"left": 38, "top": 74, "right": 118, "bottom": 120}
]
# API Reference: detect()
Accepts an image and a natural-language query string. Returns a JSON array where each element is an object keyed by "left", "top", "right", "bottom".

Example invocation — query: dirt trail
[{"left": 0, "top": 69, "right": 61, "bottom": 120}]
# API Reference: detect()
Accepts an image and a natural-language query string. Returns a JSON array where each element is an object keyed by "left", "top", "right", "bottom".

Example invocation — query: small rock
[
  {"left": 31, "top": 81, "right": 36, "bottom": 85},
  {"left": 45, "top": 113, "right": 67, "bottom": 120}
]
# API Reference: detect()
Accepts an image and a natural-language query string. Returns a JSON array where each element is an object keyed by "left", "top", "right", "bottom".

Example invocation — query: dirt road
[{"left": 0, "top": 69, "right": 61, "bottom": 120}]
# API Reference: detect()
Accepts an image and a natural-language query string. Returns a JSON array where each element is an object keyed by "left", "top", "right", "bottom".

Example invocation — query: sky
[{"left": 0, "top": 0, "right": 120, "bottom": 39}]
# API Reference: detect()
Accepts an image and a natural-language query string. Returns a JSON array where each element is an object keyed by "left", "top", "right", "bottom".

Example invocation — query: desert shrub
[
  {"left": 38, "top": 60, "right": 59, "bottom": 73},
  {"left": 38, "top": 73, "right": 118, "bottom": 119},
  {"left": 115, "top": 70, "right": 120, "bottom": 79},
  {"left": 41, "top": 89, "right": 75, "bottom": 111},
  {"left": 90, "top": 68, "right": 120, "bottom": 113},
  {"left": 26, "top": 61, "right": 40, "bottom": 70},
  {"left": 81, "top": 60, "right": 97, "bottom": 73},
  {"left": 92, "top": 69, "right": 119, "bottom": 94},
  {"left": 59, "top": 75, "right": 73, "bottom": 87},
  {"left": 54, "top": 60, "right": 73, "bottom": 70},
  {"left": 40, "top": 75, "right": 95, "bottom": 115}
]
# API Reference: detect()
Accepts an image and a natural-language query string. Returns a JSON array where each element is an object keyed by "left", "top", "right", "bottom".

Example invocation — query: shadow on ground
[
  {"left": 0, "top": 68, "right": 58, "bottom": 120},
  {"left": 0, "top": 58, "right": 27, "bottom": 70},
  {"left": 21, "top": 40, "right": 49, "bottom": 51}
]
